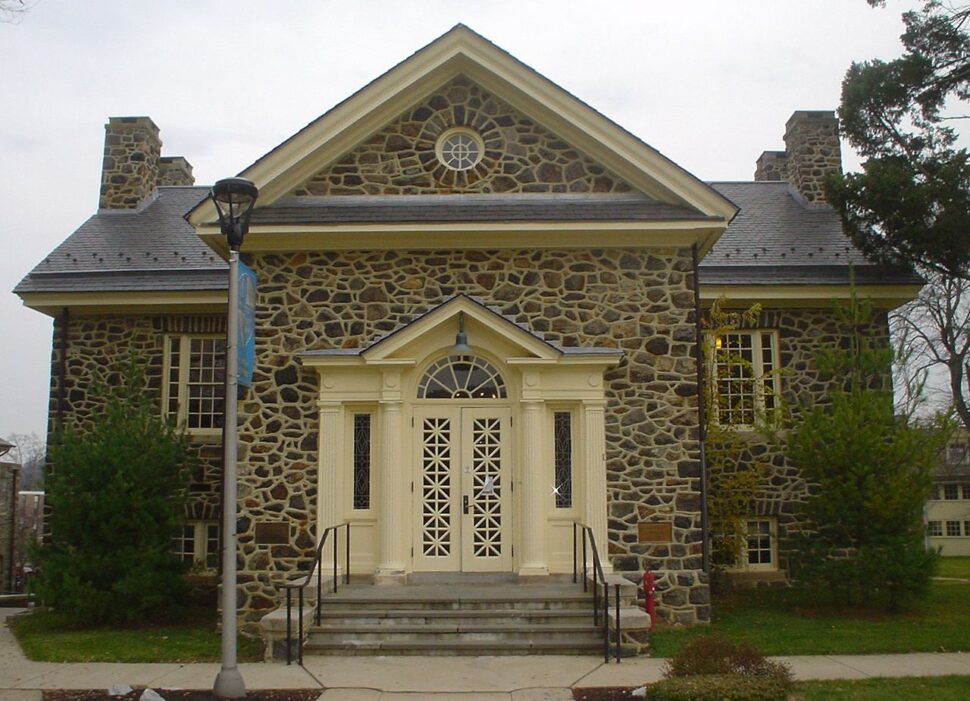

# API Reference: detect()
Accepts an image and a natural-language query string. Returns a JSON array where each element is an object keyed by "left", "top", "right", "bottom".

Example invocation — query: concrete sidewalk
[{"left": 2, "top": 608, "right": 970, "bottom": 700}]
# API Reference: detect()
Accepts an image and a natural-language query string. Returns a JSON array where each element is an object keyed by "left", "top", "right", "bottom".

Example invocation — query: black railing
[
  {"left": 573, "top": 522, "right": 621, "bottom": 663},
  {"left": 278, "top": 522, "right": 350, "bottom": 665}
]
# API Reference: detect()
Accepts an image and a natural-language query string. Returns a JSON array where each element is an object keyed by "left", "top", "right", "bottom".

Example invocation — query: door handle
[{"left": 463, "top": 495, "right": 469, "bottom": 514}]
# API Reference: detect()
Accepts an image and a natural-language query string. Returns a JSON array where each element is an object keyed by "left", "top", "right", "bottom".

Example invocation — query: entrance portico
[{"left": 301, "top": 295, "right": 621, "bottom": 583}]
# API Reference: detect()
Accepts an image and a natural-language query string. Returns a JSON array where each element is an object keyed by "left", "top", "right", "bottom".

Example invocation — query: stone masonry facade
[
  {"left": 46, "top": 315, "right": 224, "bottom": 525},
  {"left": 703, "top": 306, "right": 891, "bottom": 574},
  {"left": 293, "top": 77, "right": 635, "bottom": 196},
  {"left": 235, "top": 246, "right": 707, "bottom": 626}
]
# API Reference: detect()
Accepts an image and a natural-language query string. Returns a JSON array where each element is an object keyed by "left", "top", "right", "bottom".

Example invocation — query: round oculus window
[{"left": 436, "top": 128, "right": 484, "bottom": 171}]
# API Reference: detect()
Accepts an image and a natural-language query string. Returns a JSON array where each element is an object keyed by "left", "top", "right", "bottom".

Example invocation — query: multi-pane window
[
  {"left": 166, "top": 336, "right": 226, "bottom": 432},
  {"left": 933, "top": 483, "right": 970, "bottom": 500},
  {"left": 928, "top": 521, "right": 943, "bottom": 536},
  {"left": 711, "top": 331, "right": 779, "bottom": 426},
  {"left": 947, "top": 521, "right": 963, "bottom": 537},
  {"left": 553, "top": 411, "right": 573, "bottom": 508},
  {"left": 744, "top": 520, "right": 775, "bottom": 569},
  {"left": 353, "top": 414, "right": 372, "bottom": 510},
  {"left": 944, "top": 483, "right": 960, "bottom": 500},
  {"left": 172, "top": 521, "right": 219, "bottom": 569}
]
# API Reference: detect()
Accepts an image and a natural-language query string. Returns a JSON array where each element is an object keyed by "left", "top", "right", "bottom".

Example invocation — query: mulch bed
[
  {"left": 573, "top": 688, "right": 644, "bottom": 700},
  {"left": 43, "top": 691, "right": 322, "bottom": 701}
]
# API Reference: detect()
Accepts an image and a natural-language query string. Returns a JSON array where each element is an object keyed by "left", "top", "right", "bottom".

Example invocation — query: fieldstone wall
[
  {"left": 47, "top": 314, "right": 224, "bottom": 524},
  {"left": 158, "top": 156, "right": 195, "bottom": 186},
  {"left": 783, "top": 111, "right": 841, "bottom": 205},
  {"left": 704, "top": 306, "right": 891, "bottom": 570},
  {"left": 99, "top": 117, "right": 161, "bottom": 210},
  {"left": 293, "top": 77, "right": 635, "bottom": 196},
  {"left": 236, "top": 246, "right": 708, "bottom": 626},
  {"left": 754, "top": 151, "right": 788, "bottom": 182}
]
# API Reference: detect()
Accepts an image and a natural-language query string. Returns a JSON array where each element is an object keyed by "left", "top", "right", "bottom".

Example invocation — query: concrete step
[
  {"left": 303, "top": 638, "right": 607, "bottom": 656},
  {"left": 315, "top": 608, "right": 595, "bottom": 626},
  {"left": 308, "top": 622, "right": 602, "bottom": 643}
]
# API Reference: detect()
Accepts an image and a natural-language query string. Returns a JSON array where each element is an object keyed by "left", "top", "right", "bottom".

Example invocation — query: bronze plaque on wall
[
  {"left": 638, "top": 521, "right": 673, "bottom": 543},
  {"left": 255, "top": 522, "right": 290, "bottom": 545}
]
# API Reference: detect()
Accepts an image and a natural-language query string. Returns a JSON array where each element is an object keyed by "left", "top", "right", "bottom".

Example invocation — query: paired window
[
  {"left": 931, "top": 483, "right": 970, "bottom": 500},
  {"left": 173, "top": 521, "right": 219, "bottom": 569},
  {"left": 165, "top": 335, "right": 226, "bottom": 432},
  {"left": 928, "top": 521, "right": 970, "bottom": 537},
  {"left": 710, "top": 331, "right": 779, "bottom": 426}
]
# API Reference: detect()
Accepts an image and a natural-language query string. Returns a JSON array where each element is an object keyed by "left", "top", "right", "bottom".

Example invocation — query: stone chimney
[
  {"left": 754, "top": 150, "right": 788, "bottom": 181},
  {"left": 158, "top": 156, "right": 195, "bottom": 186},
  {"left": 99, "top": 117, "right": 161, "bottom": 210},
  {"left": 782, "top": 110, "right": 842, "bottom": 205}
]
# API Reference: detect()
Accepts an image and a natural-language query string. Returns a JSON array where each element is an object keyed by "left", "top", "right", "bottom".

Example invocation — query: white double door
[{"left": 411, "top": 406, "right": 512, "bottom": 572}]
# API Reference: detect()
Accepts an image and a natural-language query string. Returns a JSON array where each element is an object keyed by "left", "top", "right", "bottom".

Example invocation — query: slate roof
[
  {"left": 15, "top": 186, "right": 222, "bottom": 294},
  {"left": 701, "top": 181, "right": 921, "bottom": 285},
  {"left": 15, "top": 181, "right": 919, "bottom": 296},
  {"left": 250, "top": 193, "right": 710, "bottom": 225}
]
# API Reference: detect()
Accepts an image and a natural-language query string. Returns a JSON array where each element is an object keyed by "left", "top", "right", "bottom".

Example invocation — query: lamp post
[{"left": 211, "top": 177, "right": 258, "bottom": 699}]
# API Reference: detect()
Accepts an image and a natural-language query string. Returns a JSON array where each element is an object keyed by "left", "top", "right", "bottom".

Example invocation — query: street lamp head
[{"left": 211, "top": 177, "right": 259, "bottom": 251}]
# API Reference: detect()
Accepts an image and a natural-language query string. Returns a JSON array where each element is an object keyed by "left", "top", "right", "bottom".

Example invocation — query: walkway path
[{"left": 2, "top": 609, "right": 969, "bottom": 700}]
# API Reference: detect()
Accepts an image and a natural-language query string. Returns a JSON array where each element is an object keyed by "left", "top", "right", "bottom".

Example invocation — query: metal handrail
[
  {"left": 573, "top": 522, "right": 621, "bottom": 663},
  {"left": 278, "top": 522, "right": 350, "bottom": 665}
]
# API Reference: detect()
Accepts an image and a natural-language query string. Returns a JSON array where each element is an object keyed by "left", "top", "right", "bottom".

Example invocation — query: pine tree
[{"left": 32, "top": 358, "right": 192, "bottom": 624}]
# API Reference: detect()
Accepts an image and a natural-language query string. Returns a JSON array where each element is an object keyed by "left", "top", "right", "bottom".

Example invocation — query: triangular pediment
[
  {"left": 291, "top": 76, "right": 637, "bottom": 197},
  {"left": 188, "top": 25, "right": 737, "bottom": 228},
  {"left": 364, "top": 295, "right": 559, "bottom": 361}
]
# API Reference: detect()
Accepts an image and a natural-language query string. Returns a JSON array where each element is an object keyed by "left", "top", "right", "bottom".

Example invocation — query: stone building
[
  {"left": 0, "top": 438, "right": 19, "bottom": 593},
  {"left": 15, "top": 27, "right": 920, "bottom": 639}
]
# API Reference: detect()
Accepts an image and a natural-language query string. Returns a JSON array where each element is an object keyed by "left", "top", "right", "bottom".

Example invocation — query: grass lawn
[
  {"left": 650, "top": 579, "right": 970, "bottom": 657},
  {"left": 795, "top": 675, "right": 970, "bottom": 700},
  {"left": 937, "top": 556, "right": 970, "bottom": 579},
  {"left": 8, "top": 606, "right": 262, "bottom": 663}
]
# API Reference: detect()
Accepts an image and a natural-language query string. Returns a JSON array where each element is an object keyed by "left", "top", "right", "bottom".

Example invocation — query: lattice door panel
[
  {"left": 460, "top": 408, "right": 511, "bottom": 571},
  {"left": 470, "top": 417, "right": 503, "bottom": 558},
  {"left": 420, "top": 416, "right": 453, "bottom": 558}
]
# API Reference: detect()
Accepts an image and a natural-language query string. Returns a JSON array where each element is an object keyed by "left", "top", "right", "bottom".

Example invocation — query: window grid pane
[
  {"left": 928, "top": 521, "right": 943, "bottom": 536},
  {"left": 172, "top": 525, "right": 195, "bottom": 563},
  {"left": 553, "top": 412, "right": 572, "bottom": 508},
  {"left": 946, "top": 521, "right": 962, "bottom": 536},
  {"left": 353, "top": 414, "right": 371, "bottom": 510},
  {"left": 184, "top": 338, "right": 226, "bottom": 430},
  {"left": 418, "top": 355, "right": 507, "bottom": 399},
  {"left": 205, "top": 524, "right": 219, "bottom": 569},
  {"left": 745, "top": 520, "right": 773, "bottom": 565},
  {"left": 716, "top": 333, "right": 755, "bottom": 425},
  {"left": 944, "top": 483, "right": 960, "bottom": 500}
]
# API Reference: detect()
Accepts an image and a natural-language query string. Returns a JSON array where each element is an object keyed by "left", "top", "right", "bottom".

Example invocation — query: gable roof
[{"left": 186, "top": 25, "right": 737, "bottom": 228}]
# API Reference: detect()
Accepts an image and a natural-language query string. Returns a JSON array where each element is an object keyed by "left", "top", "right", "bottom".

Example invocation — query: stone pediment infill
[{"left": 291, "top": 77, "right": 637, "bottom": 197}]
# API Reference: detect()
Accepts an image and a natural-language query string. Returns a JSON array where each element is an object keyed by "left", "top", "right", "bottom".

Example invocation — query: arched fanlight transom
[{"left": 418, "top": 355, "right": 508, "bottom": 399}]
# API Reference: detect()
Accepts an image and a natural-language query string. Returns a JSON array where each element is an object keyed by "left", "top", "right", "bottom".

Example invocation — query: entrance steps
[{"left": 303, "top": 582, "right": 606, "bottom": 656}]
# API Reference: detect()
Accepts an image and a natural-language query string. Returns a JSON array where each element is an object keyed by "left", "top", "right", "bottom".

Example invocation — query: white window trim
[
  {"left": 349, "top": 409, "right": 375, "bottom": 513},
  {"left": 163, "top": 334, "right": 224, "bottom": 437},
  {"left": 729, "top": 518, "right": 778, "bottom": 572},
  {"left": 173, "top": 520, "right": 220, "bottom": 570},
  {"left": 709, "top": 330, "right": 781, "bottom": 428}
]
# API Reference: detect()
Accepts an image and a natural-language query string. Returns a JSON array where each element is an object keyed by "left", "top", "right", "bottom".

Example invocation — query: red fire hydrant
[{"left": 642, "top": 571, "right": 656, "bottom": 632}]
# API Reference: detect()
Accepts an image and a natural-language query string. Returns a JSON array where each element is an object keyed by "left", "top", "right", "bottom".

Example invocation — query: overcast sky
[{"left": 0, "top": 0, "right": 928, "bottom": 443}]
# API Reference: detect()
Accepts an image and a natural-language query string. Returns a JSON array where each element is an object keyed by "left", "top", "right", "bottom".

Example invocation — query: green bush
[
  {"left": 31, "top": 358, "right": 192, "bottom": 625},
  {"left": 662, "top": 634, "right": 793, "bottom": 685},
  {"left": 647, "top": 675, "right": 790, "bottom": 701}
]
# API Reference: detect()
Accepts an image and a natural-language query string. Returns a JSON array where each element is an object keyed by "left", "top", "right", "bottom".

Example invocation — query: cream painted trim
[
  {"left": 187, "top": 27, "right": 737, "bottom": 226},
  {"left": 700, "top": 284, "right": 922, "bottom": 308},
  {"left": 197, "top": 222, "right": 724, "bottom": 256},
  {"left": 19, "top": 291, "right": 227, "bottom": 317},
  {"left": 364, "top": 296, "right": 560, "bottom": 362}
]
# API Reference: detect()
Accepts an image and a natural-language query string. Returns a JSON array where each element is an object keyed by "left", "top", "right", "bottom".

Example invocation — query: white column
[
  {"left": 518, "top": 400, "right": 548, "bottom": 577},
  {"left": 317, "top": 401, "right": 340, "bottom": 576},
  {"left": 375, "top": 399, "right": 406, "bottom": 584},
  {"left": 583, "top": 400, "right": 612, "bottom": 573}
]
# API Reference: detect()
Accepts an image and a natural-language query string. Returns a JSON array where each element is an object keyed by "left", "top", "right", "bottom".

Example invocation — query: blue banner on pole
[{"left": 237, "top": 262, "right": 257, "bottom": 388}]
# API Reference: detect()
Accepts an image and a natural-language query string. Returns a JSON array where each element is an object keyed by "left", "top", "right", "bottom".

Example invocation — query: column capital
[{"left": 317, "top": 400, "right": 342, "bottom": 411}]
